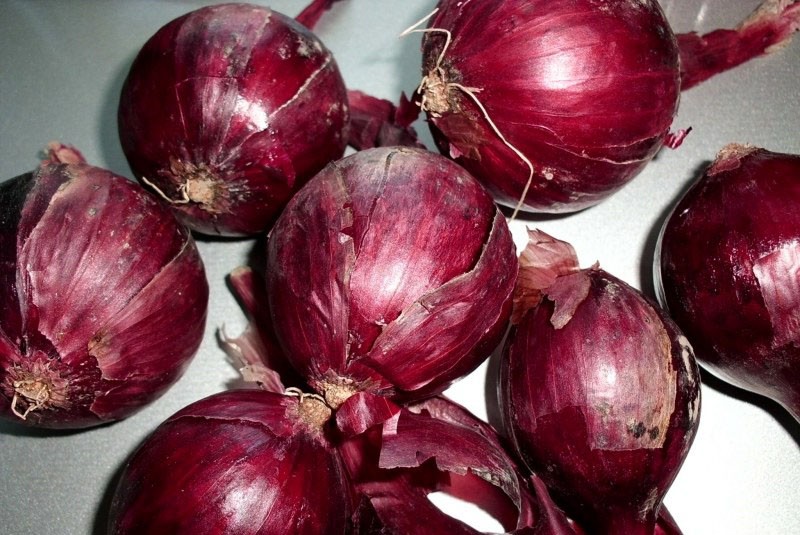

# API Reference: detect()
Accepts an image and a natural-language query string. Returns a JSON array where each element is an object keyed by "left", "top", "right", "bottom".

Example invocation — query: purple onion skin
[
  {"left": 118, "top": 3, "right": 349, "bottom": 236},
  {"left": 656, "top": 145, "right": 800, "bottom": 421},
  {"left": 501, "top": 269, "right": 701, "bottom": 534},
  {"left": 0, "top": 160, "right": 208, "bottom": 429},
  {"left": 267, "top": 147, "right": 517, "bottom": 411},
  {"left": 420, "top": 0, "right": 680, "bottom": 213},
  {"left": 108, "top": 389, "right": 351, "bottom": 535}
]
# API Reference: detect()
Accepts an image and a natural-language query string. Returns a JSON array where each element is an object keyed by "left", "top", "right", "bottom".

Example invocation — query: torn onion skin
[
  {"left": 678, "top": 1, "right": 800, "bottom": 90},
  {"left": 0, "top": 145, "right": 208, "bottom": 429},
  {"left": 108, "top": 389, "right": 351, "bottom": 535},
  {"left": 340, "top": 396, "right": 578, "bottom": 534},
  {"left": 501, "top": 230, "right": 701, "bottom": 534},
  {"left": 656, "top": 145, "right": 800, "bottom": 422},
  {"left": 266, "top": 146, "right": 518, "bottom": 433},
  {"left": 118, "top": 3, "right": 349, "bottom": 236},
  {"left": 419, "top": 0, "right": 681, "bottom": 214}
]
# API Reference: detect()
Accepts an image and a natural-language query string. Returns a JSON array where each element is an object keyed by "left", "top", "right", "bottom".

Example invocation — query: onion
[
  {"left": 0, "top": 144, "right": 208, "bottom": 429},
  {"left": 107, "top": 388, "right": 351, "bottom": 534},
  {"left": 500, "top": 229, "right": 701, "bottom": 534},
  {"left": 656, "top": 145, "right": 800, "bottom": 422},
  {"left": 265, "top": 146, "right": 518, "bottom": 434},
  {"left": 118, "top": 3, "right": 349, "bottom": 236},
  {"left": 417, "top": 0, "right": 681, "bottom": 214},
  {"left": 412, "top": 0, "right": 799, "bottom": 215}
]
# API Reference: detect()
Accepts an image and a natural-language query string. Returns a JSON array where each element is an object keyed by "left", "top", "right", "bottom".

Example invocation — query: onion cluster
[{"left": 5, "top": 0, "right": 799, "bottom": 533}]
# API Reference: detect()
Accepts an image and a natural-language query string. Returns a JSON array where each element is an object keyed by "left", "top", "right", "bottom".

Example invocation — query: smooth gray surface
[{"left": 1, "top": 1, "right": 798, "bottom": 533}]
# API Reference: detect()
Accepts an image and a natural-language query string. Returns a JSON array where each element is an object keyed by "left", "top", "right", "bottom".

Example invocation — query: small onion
[
  {"left": 418, "top": 0, "right": 680, "bottom": 214},
  {"left": 0, "top": 145, "right": 208, "bottom": 429},
  {"left": 500, "top": 230, "right": 701, "bottom": 534},
  {"left": 108, "top": 388, "right": 351, "bottom": 534},
  {"left": 656, "top": 145, "right": 800, "bottom": 421},
  {"left": 266, "top": 146, "right": 517, "bottom": 433},
  {"left": 118, "top": 3, "right": 349, "bottom": 236}
]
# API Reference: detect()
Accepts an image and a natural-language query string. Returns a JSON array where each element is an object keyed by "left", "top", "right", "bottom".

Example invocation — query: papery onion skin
[
  {"left": 266, "top": 146, "right": 517, "bottom": 418},
  {"left": 340, "top": 395, "right": 577, "bottom": 534},
  {"left": 108, "top": 389, "right": 351, "bottom": 535},
  {"left": 501, "top": 233, "right": 700, "bottom": 534},
  {"left": 118, "top": 3, "right": 349, "bottom": 236},
  {"left": 656, "top": 145, "right": 800, "bottom": 421},
  {"left": 0, "top": 156, "right": 208, "bottom": 429},
  {"left": 419, "top": 0, "right": 680, "bottom": 213}
]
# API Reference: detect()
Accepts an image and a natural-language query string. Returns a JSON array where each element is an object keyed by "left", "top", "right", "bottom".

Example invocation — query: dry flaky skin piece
[
  {"left": 119, "top": 3, "right": 349, "bottom": 236},
  {"left": 502, "top": 230, "right": 701, "bottom": 535},
  {"left": 656, "top": 145, "right": 800, "bottom": 422},
  {"left": 0, "top": 145, "right": 208, "bottom": 429},
  {"left": 266, "top": 146, "right": 518, "bottom": 434},
  {"left": 678, "top": 0, "right": 800, "bottom": 90},
  {"left": 294, "top": 0, "right": 347, "bottom": 29},
  {"left": 340, "top": 395, "right": 580, "bottom": 535}
]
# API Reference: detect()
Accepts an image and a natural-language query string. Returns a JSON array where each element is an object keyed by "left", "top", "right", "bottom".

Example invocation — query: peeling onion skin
[
  {"left": 501, "top": 233, "right": 701, "bottom": 534},
  {"left": 266, "top": 147, "right": 517, "bottom": 421},
  {"left": 656, "top": 145, "right": 800, "bottom": 422},
  {"left": 108, "top": 389, "right": 351, "bottom": 535},
  {"left": 118, "top": 3, "right": 350, "bottom": 236},
  {"left": 420, "top": 0, "right": 680, "bottom": 213},
  {"left": 0, "top": 157, "right": 208, "bottom": 429}
]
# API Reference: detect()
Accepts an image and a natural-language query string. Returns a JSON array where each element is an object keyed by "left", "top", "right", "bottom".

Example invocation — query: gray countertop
[{"left": 1, "top": 1, "right": 798, "bottom": 533}]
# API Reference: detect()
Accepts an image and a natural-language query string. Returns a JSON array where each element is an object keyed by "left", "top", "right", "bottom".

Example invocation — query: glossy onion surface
[
  {"left": 501, "top": 232, "right": 700, "bottom": 534},
  {"left": 108, "top": 389, "right": 351, "bottom": 534},
  {"left": 656, "top": 145, "right": 800, "bottom": 421},
  {"left": 266, "top": 147, "right": 517, "bottom": 419},
  {"left": 118, "top": 3, "right": 349, "bottom": 236},
  {"left": 0, "top": 157, "right": 208, "bottom": 428},
  {"left": 420, "top": 0, "right": 680, "bottom": 213}
]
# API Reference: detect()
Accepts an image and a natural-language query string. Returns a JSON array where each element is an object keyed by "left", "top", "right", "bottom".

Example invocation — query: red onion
[
  {"left": 266, "top": 146, "right": 517, "bottom": 434},
  {"left": 0, "top": 145, "right": 208, "bottom": 429},
  {"left": 411, "top": 0, "right": 799, "bottom": 216},
  {"left": 500, "top": 229, "right": 701, "bottom": 534},
  {"left": 108, "top": 388, "right": 351, "bottom": 534},
  {"left": 417, "top": 0, "right": 681, "bottom": 215},
  {"left": 656, "top": 145, "right": 800, "bottom": 422},
  {"left": 118, "top": 3, "right": 349, "bottom": 236}
]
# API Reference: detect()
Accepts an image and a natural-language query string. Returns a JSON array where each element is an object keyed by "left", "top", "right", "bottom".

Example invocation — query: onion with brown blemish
[{"left": 500, "top": 229, "right": 701, "bottom": 534}]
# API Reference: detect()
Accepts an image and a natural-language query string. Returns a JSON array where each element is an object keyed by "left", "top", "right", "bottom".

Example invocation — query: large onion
[
  {"left": 265, "top": 146, "right": 517, "bottom": 434},
  {"left": 501, "top": 230, "right": 701, "bottom": 534},
  {"left": 0, "top": 146, "right": 208, "bottom": 429},
  {"left": 656, "top": 144, "right": 800, "bottom": 421},
  {"left": 118, "top": 3, "right": 349, "bottom": 236},
  {"left": 418, "top": 0, "right": 680, "bottom": 214}
]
